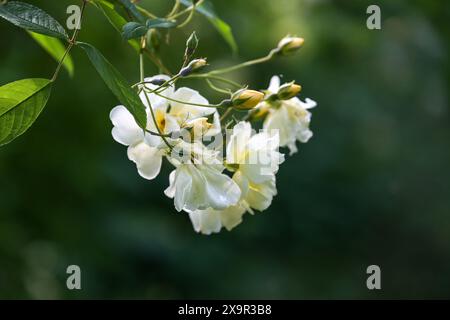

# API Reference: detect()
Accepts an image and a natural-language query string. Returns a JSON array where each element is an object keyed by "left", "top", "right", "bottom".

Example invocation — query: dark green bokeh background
[{"left": 1, "top": 0, "right": 449, "bottom": 299}]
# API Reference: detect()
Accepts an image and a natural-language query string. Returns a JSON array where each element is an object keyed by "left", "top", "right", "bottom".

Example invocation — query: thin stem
[
  {"left": 140, "top": 50, "right": 173, "bottom": 150},
  {"left": 242, "top": 110, "right": 254, "bottom": 122},
  {"left": 140, "top": 46, "right": 145, "bottom": 82},
  {"left": 133, "top": 74, "right": 180, "bottom": 92},
  {"left": 208, "top": 49, "right": 277, "bottom": 76},
  {"left": 176, "top": 2, "right": 196, "bottom": 28},
  {"left": 135, "top": 76, "right": 180, "bottom": 103},
  {"left": 167, "top": 0, "right": 180, "bottom": 18},
  {"left": 52, "top": 0, "right": 87, "bottom": 81},
  {"left": 153, "top": 74, "right": 180, "bottom": 94},
  {"left": 145, "top": 129, "right": 172, "bottom": 137},
  {"left": 170, "top": 0, "right": 204, "bottom": 19},
  {"left": 51, "top": 43, "right": 73, "bottom": 82},
  {"left": 136, "top": 5, "right": 158, "bottom": 19},
  {"left": 143, "top": 87, "right": 173, "bottom": 150},
  {"left": 220, "top": 108, "right": 233, "bottom": 122},
  {"left": 185, "top": 74, "right": 242, "bottom": 88},
  {"left": 206, "top": 79, "right": 231, "bottom": 95},
  {"left": 150, "top": 90, "right": 224, "bottom": 108}
]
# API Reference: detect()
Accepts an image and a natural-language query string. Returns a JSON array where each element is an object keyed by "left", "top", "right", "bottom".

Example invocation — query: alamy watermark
[
  {"left": 366, "top": 5, "right": 381, "bottom": 30},
  {"left": 366, "top": 265, "right": 381, "bottom": 290},
  {"left": 66, "top": 5, "right": 81, "bottom": 30},
  {"left": 66, "top": 265, "right": 81, "bottom": 290}
]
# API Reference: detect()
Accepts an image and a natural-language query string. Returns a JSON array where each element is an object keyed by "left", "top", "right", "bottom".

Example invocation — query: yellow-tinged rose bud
[
  {"left": 179, "top": 58, "right": 208, "bottom": 76},
  {"left": 232, "top": 89, "right": 264, "bottom": 110},
  {"left": 277, "top": 81, "right": 302, "bottom": 100},
  {"left": 277, "top": 36, "right": 304, "bottom": 55},
  {"left": 249, "top": 105, "right": 270, "bottom": 121}
]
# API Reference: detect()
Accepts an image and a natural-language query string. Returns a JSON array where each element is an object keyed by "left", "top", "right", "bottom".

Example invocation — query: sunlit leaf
[
  {"left": 0, "top": 1, "right": 68, "bottom": 39},
  {"left": 0, "top": 78, "right": 52, "bottom": 146}
]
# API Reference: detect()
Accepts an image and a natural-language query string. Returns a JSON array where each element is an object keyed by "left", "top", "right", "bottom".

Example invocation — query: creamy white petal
[
  {"left": 239, "top": 163, "right": 274, "bottom": 184},
  {"left": 110, "top": 105, "right": 143, "bottom": 146},
  {"left": 287, "top": 141, "right": 298, "bottom": 155},
  {"left": 220, "top": 205, "right": 246, "bottom": 231},
  {"left": 168, "top": 164, "right": 209, "bottom": 212},
  {"left": 187, "top": 205, "right": 246, "bottom": 235},
  {"left": 267, "top": 75, "right": 281, "bottom": 94},
  {"left": 184, "top": 117, "right": 208, "bottom": 129},
  {"left": 166, "top": 163, "right": 240, "bottom": 212},
  {"left": 245, "top": 177, "right": 277, "bottom": 211},
  {"left": 302, "top": 97, "right": 317, "bottom": 109},
  {"left": 164, "top": 170, "right": 177, "bottom": 198},
  {"left": 226, "top": 121, "right": 252, "bottom": 164},
  {"left": 188, "top": 209, "right": 222, "bottom": 235},
  {"left": 164, "top": 113, "right": 181, "bottom": 134},
  {"left": 201, "top": 165, "right": 241, "bottom": 210},
  {"left": 170, "top": 87, "right": 214, "bottom": 119},
  {"left": 204, "top": 111, "right": 221, "bottom": 137},
  {"left": 297, "top": 128, "right": 313, "bottom": 143},
  {"left": 232, "top": 170, "right": 249, "bottom": 200},
  {"left": 228, "top": 126, "right": 284, "bottom": 184},
  {"left": 127, "top": 142, "right": 162, "bottom": 180},
  {"left": 263, "top": 105, "right": 293, "bottom": 148},
  {"left": 144, "top": 131, "right": 163, "bottom": 148},
  {"left": 172, "top": 165, "right": 196, "bottom": 212}
]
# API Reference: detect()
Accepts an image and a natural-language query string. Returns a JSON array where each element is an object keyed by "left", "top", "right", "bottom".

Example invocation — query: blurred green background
[{"left": 1, "top": 0, "right": 449, "bottom": 299}]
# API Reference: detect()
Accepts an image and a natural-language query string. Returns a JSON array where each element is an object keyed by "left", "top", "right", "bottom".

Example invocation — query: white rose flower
[
  {"left": 164, "top": 140, "right": 240, "bottom": 212},
  {"left": 227, "top": 121, "right": 284, "bottom": 183},
  {"left": 138, "top": 75, "right": 219, "bottom": 147},
  {"left": 111, "top": 74, "right": 220, "bottom": 179},
  {"left": 262, "top": 75, "right": 317, "bottom": 155},
  {"left": 226, "top": 121, "right": 284, "bottom": 212},
  {"left": 164, "top": 163, "right": 241, "bottom": 212}
]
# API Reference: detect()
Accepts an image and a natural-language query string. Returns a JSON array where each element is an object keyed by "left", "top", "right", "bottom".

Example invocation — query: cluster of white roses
[{"left": 110, "top": 71, "right": 316, "bottom": 234}]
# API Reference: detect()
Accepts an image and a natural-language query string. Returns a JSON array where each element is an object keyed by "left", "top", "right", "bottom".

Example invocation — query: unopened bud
[
  {"left": 179, "top": 58, "right": 207, "bottom": 77},
  {"left": 185, "top": 31, "right": 198, "bottom": 58},
  {"left": 232, "top": 89, "right": 264, "bottom": 110},
  {"left": 249, "top": 105, "right": 270, "bottom": 121},
  {"left": 147, "top": 78, "right": 167, "bottom": 86},
  {"left": 277, "top": 36, "right": 304, "bottom": 55},
  {"left": 277, "top": 81, "right": 302, "bottom": 100}
]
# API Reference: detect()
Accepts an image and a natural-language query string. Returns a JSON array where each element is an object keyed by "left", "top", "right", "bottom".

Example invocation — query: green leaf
[
  {"left": 78, "top": 42, "right": 147, "bottom": 129},
  {"left": 180, "top": 0, "right": 237, "bottom": 54},
  {"left": 122, "top": 21, "right": 148, "bottom": 40},
  {"left": 27, "top": 31, "right": 74, "bottom": 77},
  {"left": 0, "top": 1, "right": 68, "bottom": 39},
  {"left": 92, "top": 0, "right": 140, "bottom": 51},
  {"left": 146, "top": 18, "right": 177, "bottom": 29},
  {"left": 0, "top": 78, "right": 52, "bottom": 146}
]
